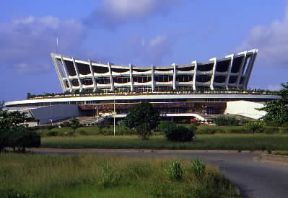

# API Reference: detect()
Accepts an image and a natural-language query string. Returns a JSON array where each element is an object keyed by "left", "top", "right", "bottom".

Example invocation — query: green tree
[
  {"left": 123, "top": 102, "right": 160, "bottom": 140},
  {"left": 0, "top": 110, "right": 40, "bottom": 152},
  {"left": 245, "top": 121, "right": 264, "bottom": 133},
  {"left": 261, "top": 82, "right": 288, "bottom": 125},
  {"left": 70, "top": 118, "right": 81, "bottom": 134}
]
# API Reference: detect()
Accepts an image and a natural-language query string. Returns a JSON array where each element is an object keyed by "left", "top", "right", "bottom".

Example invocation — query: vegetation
[
  {"left": 41, "top": 134, "right": 288, "bottom": 151},
  {"left": 0, "top": 154, "right": 240, "bottom": 198},
  {"left": 261, "top": 82, "right": 288, "bottom": 125},
  {"left": 245, "top": 121, "right": 264, "bottom": 133},
  {"left": 123, "top": 102, "right": 160, "bottom": 140},
  {"left": 164, "top": 125, "right": 195, "bottom": 142},
  {"left": 69, "top": 118, "right": 81, "bottom": 135},
  {"left": 191, "top": 159, "right": 206, "bottom": 179},
  {"left": 213, "top": 116, "right": 241, "bottom": 126},
  {"left": 167, "top": 161, "right": 183, "bottom": 180},
  {"left": 0, "top": 111, "right": 40, "bottom": 152}
]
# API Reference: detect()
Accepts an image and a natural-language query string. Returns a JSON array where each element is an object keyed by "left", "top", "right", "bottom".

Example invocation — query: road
[{"left": 31, "top": 149, "right": 288, "bottom": 198}]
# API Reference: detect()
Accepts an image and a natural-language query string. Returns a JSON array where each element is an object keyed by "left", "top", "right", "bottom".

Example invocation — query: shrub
[
  {"left": 245, "top": 121, "right": 264, "bottom": 133},
  {"left": 167, "top": 161, "right": 183, "bottom": 181},
  {"left": 214, "top": 116, "right": 240, "bottom": 126},
  {"left": 165, "top": 126, "right": 194, "bottom": 142},
  {"left": 191, "top": 159, "right": 206, "bottom": 179}
]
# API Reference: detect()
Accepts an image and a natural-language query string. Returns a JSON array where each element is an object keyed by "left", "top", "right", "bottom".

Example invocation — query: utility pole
[{"left": 113, "top": 95, "right": 116, "bottom": 136}]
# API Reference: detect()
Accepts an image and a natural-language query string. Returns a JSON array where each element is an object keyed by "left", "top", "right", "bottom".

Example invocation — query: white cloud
[
  {"left": 85, "top": 0, "right": 181, "bottom": 28},
  {"left": 240, "top": 6, "right": 288, "bottom": 66},
  {"left": 129, "top": 35, "right": 172, "bottom": 64},
  {"left": 0, "top": 16, "right": 86, "bottom": 73}
]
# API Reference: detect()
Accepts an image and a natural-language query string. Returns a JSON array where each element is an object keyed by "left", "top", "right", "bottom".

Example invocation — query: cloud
[
  {"left": 129, "top": 35, "right": 173, "bottom": 65},
  {"left": 0, "top": 16, "right": 86, "bottom": 74},
  {"left": 85, "top": 0, "right": 180, "bottom": 28},
  {"left": 240, "top": 6, "right": 288, "bottom": 67}
]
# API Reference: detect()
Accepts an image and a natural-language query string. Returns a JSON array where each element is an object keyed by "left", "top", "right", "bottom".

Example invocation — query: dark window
[
  {"left": 196, "top": 75, "right": 211, "bottom": 83},
  {"left": 214, "top": 75, "right": 226, "bottom": 83},
  {"left": 197, "top": 63, "right": 214, "bottom": 72},
  {"left": 177, "top": 66, "right": 194, "bottom": 71},
  {"left": 92, "top": 65, "right": 109, "bottom": 73},
  {"left": 114, "top": 76, "right": 130, "bottom": 83},
  {"left": 133, "top": 76, "right": 151, "bottom": 83},
  {"left": 71, "top": 79, "right": 79, "bottom": 86},
  {"left": 176, "top": 75, "right": 193, "bottom": 82},
  {"left": 77, "top": 62, "right": 91, "bottom": 75},
  {"left": 64, "top": 60, "right": 76, "bottom": 76},
  {"left": 96, "top": 77, "right": 110, "bottom": 84},
  {"left": 216, "top": 60, "right": 230, "bottom": 72},
  {"left": 154, "top": 75, "right": 173, "bottom": 82}
]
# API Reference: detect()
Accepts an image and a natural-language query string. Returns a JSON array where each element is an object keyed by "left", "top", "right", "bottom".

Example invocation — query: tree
[
  {"left": 245, "top": 121, "right": 264, "bottom": 133},
  {"left": 0, "top": 110, "right": 40, "bottom": 152},
  {"left": 70, "top": 118, "right": 81, "bottom": 134},
  {"left": 123, "top": 102, "right": 160, "bottom": 140},
  {"left": 261, "top": 82, "right": 288, "bottom": 125}
]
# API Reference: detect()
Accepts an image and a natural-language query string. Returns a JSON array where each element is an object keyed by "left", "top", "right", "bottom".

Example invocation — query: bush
[
  {"left": 5, "top": 127, "right": 40, "bottom": 152},
  {"left": 191, "top": 159, "right": 206, "bottom": 179},
  {"left": 213, "top": 116, "right": 240, "bottom": 126},
  {"left": 165, "top": 126, "right": 194, "bottom": 142},
  {"left": 167, "top": 161, "right": 183, "bottom": 181},
  {"left": 245, "top": 121, "right": 264, "bottom": 133}
]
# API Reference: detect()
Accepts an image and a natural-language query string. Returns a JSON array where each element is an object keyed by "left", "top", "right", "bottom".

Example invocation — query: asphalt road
[{"left": 31, "top": 149, "right": 288, "bottom": 198}]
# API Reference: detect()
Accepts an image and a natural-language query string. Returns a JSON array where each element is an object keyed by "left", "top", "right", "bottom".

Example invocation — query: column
[
  {"left": 151, "top": 65, "right": 155, "bottom": 92},
  {"left": 225, "top": 54, "right": 234, "bottom": 90},
  {"left": 129, "top": 64, "right": 134, "bottom": 92},
  {"left": 243, "top": 49, "right": 258, "bottom": 89},
  {"left": 72, "top": 58, "right": 82, "bottom": 92},
  {"left": 236, "top": 51, "right": 247, "bottom": 88},
  {"left": 192, "top": 61, "right": 197, "bottom": 91},
  {"left": 60, "top": 56, "right": 73, "bottom": 93},
  {"left": 209, "top": 58, "right": 217, "bottom": 90},
  {"left": 88, "top": 60, "right": 97, "bottom": 92},
  {"left": 108, "top": 62, "right": 114, "bottom": 92},
  {"left": 172, "top": 63, "right": 177, "bottom": 90}
]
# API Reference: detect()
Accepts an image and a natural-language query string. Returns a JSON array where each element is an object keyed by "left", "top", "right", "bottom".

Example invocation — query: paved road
[{"left": 31, "top": 149, "right": 288, "bottom": 198}]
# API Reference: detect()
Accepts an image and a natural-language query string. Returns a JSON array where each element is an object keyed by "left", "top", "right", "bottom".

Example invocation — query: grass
[
  {"left": 0, "top": 154, "right": 240, "bottom": 198},
  {"left": 41, "top": 134, "right": 288, "bottom": 151}
]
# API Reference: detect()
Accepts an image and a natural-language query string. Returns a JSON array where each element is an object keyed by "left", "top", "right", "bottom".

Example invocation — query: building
[{"left": 3, "top": 49, "right": 279, "bottom": 125}]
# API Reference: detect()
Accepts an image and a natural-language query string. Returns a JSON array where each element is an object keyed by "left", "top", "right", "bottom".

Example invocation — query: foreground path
[{"left": 31, "top": 148, "right": 288, "bottom": 198}]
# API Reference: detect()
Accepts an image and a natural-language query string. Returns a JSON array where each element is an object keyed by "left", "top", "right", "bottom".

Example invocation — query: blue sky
[{"left": 0, "top": 0, "right": 287, "bottom": 101}]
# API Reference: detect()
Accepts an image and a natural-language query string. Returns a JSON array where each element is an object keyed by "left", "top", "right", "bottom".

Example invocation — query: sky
[{"left": 0, "top": 0, "right": 288, "bottom": 101}]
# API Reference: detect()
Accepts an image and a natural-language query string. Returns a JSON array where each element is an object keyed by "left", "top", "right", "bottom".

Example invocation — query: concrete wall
[
  {"left": 224, "top": 100, "right": 266, "bottom": 119},
  {"left": 30, "top": 104, "right": 80, "bottom": 124}
]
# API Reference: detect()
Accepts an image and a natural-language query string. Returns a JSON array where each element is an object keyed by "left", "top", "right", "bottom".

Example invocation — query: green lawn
[
  {"left": 0, "top": 154, "right": 240, "bottom": 198},
  {"left": 41, "top": 134, "right": 288, "bottom": 151}
]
